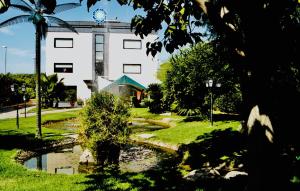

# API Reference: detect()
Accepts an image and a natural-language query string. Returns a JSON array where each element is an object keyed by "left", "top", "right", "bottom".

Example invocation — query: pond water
[{"left": 24, "top": 143, "right": 174, "bottom": 175}]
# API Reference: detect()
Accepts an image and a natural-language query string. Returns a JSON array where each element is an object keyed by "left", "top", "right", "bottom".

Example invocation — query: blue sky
[{"left": 0, "top": 0, "right": 170, "bottom": 74}]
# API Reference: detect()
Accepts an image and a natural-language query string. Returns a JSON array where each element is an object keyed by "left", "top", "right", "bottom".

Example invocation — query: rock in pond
[{"left": 79, "top": 149, "right": 95, "bottom": 164}]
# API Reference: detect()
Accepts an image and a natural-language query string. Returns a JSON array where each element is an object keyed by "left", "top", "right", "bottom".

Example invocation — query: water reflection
[
  {"left": 25, "top": 155, "right": 47, "bottom": 171},
  {"left": 24, "top": 144, "right": 172, "bottom": 175}
]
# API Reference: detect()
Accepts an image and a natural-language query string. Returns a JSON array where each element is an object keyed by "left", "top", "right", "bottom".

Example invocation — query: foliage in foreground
[{"left": 78, "top": 92, "right": 130, "bottom": 164}]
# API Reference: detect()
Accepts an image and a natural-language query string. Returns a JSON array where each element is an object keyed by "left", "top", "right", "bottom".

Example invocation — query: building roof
[
  {"left": 47, "top": 20, "right": 156, "bottom": 34},
  {"left": 102, "top": 75, "right": 146, "bottom": 91}
]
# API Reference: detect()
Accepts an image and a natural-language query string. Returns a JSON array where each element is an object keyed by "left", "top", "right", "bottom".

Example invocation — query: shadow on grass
[
  {"left": 0, "top": 130, "right": 56, "bottom": 151},
  {"left": 177, "top": 128, "right": 248, "bottom": 191},
  {"left": 178, "top": 128, "right": 247, "bottom": 170},
  {"left": 0, "top": 132, "right": 39, "bottom": 150}
]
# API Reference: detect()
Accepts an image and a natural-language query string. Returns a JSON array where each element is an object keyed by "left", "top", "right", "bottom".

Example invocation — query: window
[
  {"left": 95, "top": 34, "right": 104, "bottom": 76},
  {"left": 54, "top": 38, "right": 73, "bottom": 48},
  {"left": 123, "top": 40, "right": 142, "bottom": 49},
  {"left": 54, "top": 63, "right": 73, "bottom": 73},
  {"left": 123, "top": 64, "right": 141, "bottom": 74}
]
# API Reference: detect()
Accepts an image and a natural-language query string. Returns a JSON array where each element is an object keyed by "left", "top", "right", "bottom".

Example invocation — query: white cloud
[
  {"left": 9, "top": 48, "right": 33, "bottom": 57},
  {"left": 0, "top": 27, "right": 15, "bottom": 36}
]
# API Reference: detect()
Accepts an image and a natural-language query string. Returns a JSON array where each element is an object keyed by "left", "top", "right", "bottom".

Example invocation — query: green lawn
[
  {"left": 130, "top": 108, "right": 241, "bottom": 147},
  {"left": 0, "top": 111, "right": 79, "bottom": 140},
  {"left": 150, "top": 120, "right": 241, "bottom": 145},
  {"left": 0, "top": 108, "right": 242, "bottom": 191},
  {"left": 130, "top": 108, "right": 184, "bottom": 120}
]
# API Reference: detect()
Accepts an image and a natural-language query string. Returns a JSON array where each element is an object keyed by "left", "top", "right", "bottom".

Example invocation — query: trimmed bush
[
  {"left": 146, "top": 83, "right": 164, "bottom": 113},
  {"left": 78, "top": 91, "right": 130, "bottom": 165}
]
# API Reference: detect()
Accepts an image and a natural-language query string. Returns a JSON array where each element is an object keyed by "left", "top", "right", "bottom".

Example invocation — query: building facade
[{"left": 45, "top": 21, "right": 159, "bottom": 100}]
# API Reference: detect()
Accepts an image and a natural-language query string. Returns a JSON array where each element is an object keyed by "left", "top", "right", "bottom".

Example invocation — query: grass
[
  {"left": 130, "top": 108, "right": 184, "bottom": 121},
  {"left": 0, "top": 108, "right": 243, "bottom": 191},
  {"left": 130, "top": 108, "right": 241, "bottom": 147},
  {"left": 150, "top": 120, "right": 241, "bottom": 145},
  {"left": 0, "top": 110, "right": 80, "bottom": 141},
  {"left": 24, "top": 107, "right": 60, "bottom": 114}
]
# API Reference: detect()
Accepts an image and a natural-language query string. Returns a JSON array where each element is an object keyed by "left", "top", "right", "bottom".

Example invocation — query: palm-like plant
[
  {"left": 41, "top": 73, "right": 64, "bottom": 108},
  {"left": 0, "top": 0, "right": 80, "bottom": 139}
]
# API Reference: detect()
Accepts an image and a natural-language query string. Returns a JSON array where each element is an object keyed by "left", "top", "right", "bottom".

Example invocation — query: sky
[{"left": 0, "top": 0, "right": 171, "bottom": 74}]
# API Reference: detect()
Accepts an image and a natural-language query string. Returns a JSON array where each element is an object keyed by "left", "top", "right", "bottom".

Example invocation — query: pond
[{"left": 23, "top": 143, "right": 175, "bottom": 175}]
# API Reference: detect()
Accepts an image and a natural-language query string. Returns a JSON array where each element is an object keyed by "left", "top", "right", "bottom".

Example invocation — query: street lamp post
[
  {"left": 206, "top": 79, "right": 221, "bottom": 126},
  {"left": 10, "top": 84, "right": 19, "bottom": 129},
  {"left": 2, "top": 46, "right": 7, "bottom": 74},
  {"left": 21, "top": 84, "right": 26, "bottom": 118}
]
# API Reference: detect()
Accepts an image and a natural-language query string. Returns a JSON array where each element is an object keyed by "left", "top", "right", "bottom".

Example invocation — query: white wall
[
  {"left": 45, "top": 32, "right": 93, "bottom": 100},
  {"left": 46, "top": 30, "right": 160, "bottom": 100},
  {"left": 107, "top": 33, "right": 159, "bottom": 87}
]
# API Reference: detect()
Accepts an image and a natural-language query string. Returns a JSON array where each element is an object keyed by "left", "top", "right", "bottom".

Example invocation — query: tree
[
  {"left": 81, "top": 0, "right": 299, "bottom": 190},
  {"left": 164, "top": 42, "right": 240, "bottom": 116},
  {"left": 0, "top": 0, "right": 80, "bottom": 139},
  {"left": 40, "top": 73, "right": 64, "bottom": 108}
]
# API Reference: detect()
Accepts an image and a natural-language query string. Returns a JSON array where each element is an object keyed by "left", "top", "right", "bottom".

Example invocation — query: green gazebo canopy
[{"left": 102, "top": 75, "right": 146, "bottom": 91}]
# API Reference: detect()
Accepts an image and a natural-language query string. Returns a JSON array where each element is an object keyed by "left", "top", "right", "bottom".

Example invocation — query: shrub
[
  {"left": 77, "top": 98, "right": 84, "bottom": 106},
  {"left": 214, "top": 87, "right": 242, "bottom": 113},
  {"left": 78, "top": 91, "right": 130, "bottom": 165},
  {"left": 146, "top": 83, "right": 164, "bottom": 113}
]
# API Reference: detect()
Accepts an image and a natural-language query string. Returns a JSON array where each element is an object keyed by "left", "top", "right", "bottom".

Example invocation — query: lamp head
[
  {"left": 208, "top": 79, "right": 213, "bottom": 87},
  {"left": 10, "top": 84, "right": 15, "bottom": 92}
]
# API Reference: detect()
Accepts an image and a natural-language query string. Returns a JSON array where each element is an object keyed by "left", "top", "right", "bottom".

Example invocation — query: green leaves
[
  {"left": 79, "top": 92, "right": 130, "bottom": 160},
  {"left": 163, "top": 42, "right": 240, "bottom": 116},
  {"left": 146, "top": 83, "right": 165, "bottom": 113}
]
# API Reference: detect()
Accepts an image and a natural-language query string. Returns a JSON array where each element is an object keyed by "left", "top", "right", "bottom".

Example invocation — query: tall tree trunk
[{"left": 35, "top": 26, "right": 42, "bottom": 139}]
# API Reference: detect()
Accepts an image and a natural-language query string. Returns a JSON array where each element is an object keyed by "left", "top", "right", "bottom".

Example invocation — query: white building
[{"left": 45, "top": 21, "right": 159, "bottom": 100}]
